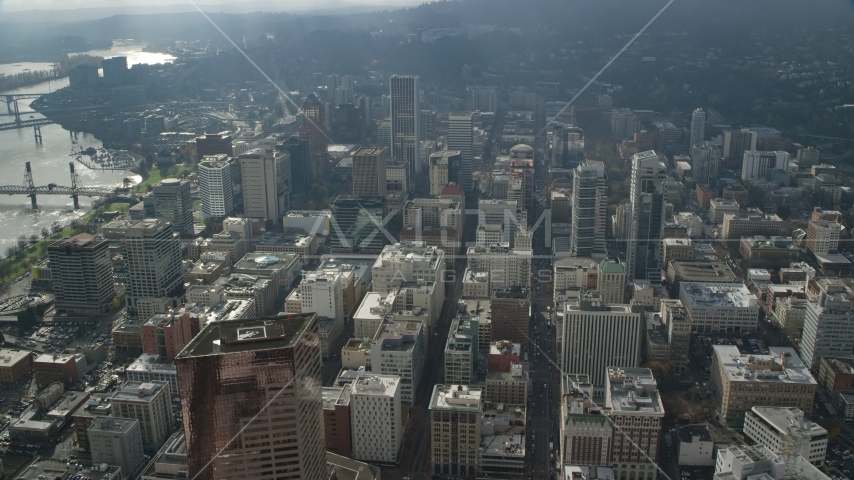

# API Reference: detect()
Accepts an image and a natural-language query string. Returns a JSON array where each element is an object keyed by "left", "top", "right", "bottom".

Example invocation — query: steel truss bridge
[{"left": 0, "top": 162, "right": 128, "bottom": 208}]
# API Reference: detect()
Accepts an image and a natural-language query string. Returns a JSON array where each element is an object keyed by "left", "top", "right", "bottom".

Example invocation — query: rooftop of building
[
  {"left": 49, "top": 233, "right": 105, "bottom": 249},
  {"left": 563, "top": 466, "right": 616, "bottom": 480},
  {"left": 321, "top": 385, "right": 352, "bottom": 409},
  {"left": 680, "top": 282, "right": 758, "bottom": 308},
  {"left": 748, "top": 406, "right": 826, "bottom": 438},
  {"left": 481, "top": 433, "right": 525, "bottom": 457},
  {"left": 598, "top": 258, "right": 625, "bottom": 274},
  {"left": 463, "top": 268, "right": 490, "bottom": 284},
  {"left": 663, "top": 238, "right": 694, "bottom": 247},
  {"left": 493, "top": 286, "right": 531, "bottom": 299},
  {"left": 199, "top": 156, "right": 231, "bottom": 168},
  {"left": 711, "top": 198, "right": 740, "bottom": 206},
  {"left": 486, "top": 362, "right": 529, "bottom": 382},
  {"left": 88, "top": 416, "right": 139, "bottom": 434},
  {"left": 285, "top": 209, "right": 332, "bottom": 218},
  {"left": 255, "top": 233, "right": 312, "bottom": 248},
  {"left": 34, "top": 353, "right": 77, "bottom": 365},
  {"left": 742, "top": 236, "right": 798, "bottom": 250},
  {"left": 490, "top": 341, "right": 521, "bottom": 357},
  {"left": 111, "top": 380, "right": 168, "bottom": 403},
  {"left": 373, "top": 318, "right": 423, "bottom": 346},
  {"left": 822, "top": 357, "right": 854, "bottom": 376},
  {"left": 351, "top": 374, "right": 400, "bottom": 396},
  {"left": 458, "top": 297, "right": 492, "bottom": 323},
  {"left": 0, "top": 348, "right": 33, "bottom": 365},
  {"left": 554, "top": 257, "right": 599, "bottom": 270},
  {"left": 430, "top": 384, "right": 483, "bottom": 412},
  {"left": 233, "top": 251, "right": 298, "bottom": 271},
  {"left": 375, "top": 242, "right": 442, "bottom": 266},
  {"left": 126, "top": 353, "right": 176, "bottom": 373},
  {"left": 678, "top": 424, "right": 713, "bottom": 443},
  {"left": 606, "top": 367, "right": 664, "bottom": 414},
  {"left": 326, "top": 452, "right": 382, "bottom": 480},
  {"left": 714, "top": 346, "right": 817, "bottom": 384},
  {"left": 176, "top": 313, "right": 316, "bottom": 358}
]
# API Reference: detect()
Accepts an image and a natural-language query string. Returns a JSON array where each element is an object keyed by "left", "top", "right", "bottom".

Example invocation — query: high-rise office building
[
  {"left": 152, "top": 178, "right": 193, "bottom": 234},
  {"left": 298, "top": 93, "right": 330, "bottom": 178},
  {"left": 691, "top": 142, "right": 722, "bottom": 185},
  {"left": 429, "top": 150, "right": 461, "bottom": 195},
  {"left": 626, "top": 151, "right": 667, "bottom": 281},
  {"left": 390, "top": 75, "right": 421, "bottom": 177},
  {"left": 597, "top": 258, "right": 626, "bottom": 304},
  {"left": 448, "top": 112, "right": 474, "bottom": 191},
  {"left": 281, "top": 135, "right": 312, "bottom": 200},
  {"left": 111, "top": 381, "right": 173, "bottom": 453},
  {"left": 430, "top": 384, "right": 482, "bottom": 477},
  {"left": 741, "top": 150, "right": 789, "bottom": 182},
  {"left": 102, "top": 56, "right": 128, "bottom": 88},
  {"left": 349, "top": 374, "right": 402, "bottom": 464},
  {"left": 490, "top": 287, "right": 531, "bottom": 344},
  {"left": 800, "top": 293, "right": 854, "bottom": 370},
  {"left": 509, "top": 144, "right": 535, "bottom": 214},
  {"left": 723, "top": 129, "right": 758, "bottom": 159},
  {"left": 571, "top": 160, "right": 608, "bottom": 257},
  {"left": 239, "top": 148, "right": 290, "bottom": 223},
  {"left": 198, "top": 155, "right": 234, "bottom": 218},
  {"left": 88, "top": 417, "right": 146, "bottom": 478},
  {"left": 690, "top": 108, "right": 706, "bottom": 147},
  {"left": 352, "top": 147, "right": 388, "bottom": 197},
  {"left": 175, "top": 314, "right": 325, "bottom": 480},
  {"left": 48, "top": 234, "right": 115, "bottom": 315},
  {"left": 561, "top": 292, "right": 643, "bottom": 389},
  {"left": 122, "top": 219, "right": 183, "bottom": 317}
]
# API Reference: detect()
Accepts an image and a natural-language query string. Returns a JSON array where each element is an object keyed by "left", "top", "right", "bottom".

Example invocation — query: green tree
[{"left": 776, "top": 205, "right": 791, "bottom": 220}]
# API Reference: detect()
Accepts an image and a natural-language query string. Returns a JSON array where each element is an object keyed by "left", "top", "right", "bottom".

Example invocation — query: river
[{"left": 0, "top": 42, "right": 175, "bottom": 259}]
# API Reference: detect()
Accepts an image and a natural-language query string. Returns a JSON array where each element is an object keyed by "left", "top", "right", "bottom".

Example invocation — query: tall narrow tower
[
  {"left": 571, "top": 160, "right": 608, "bottom": 257},
  {"left": 626, "top": 151, "right": 667, "bottom": 282},
  {"left": 447, "top": 112, "right": 474, "bottom": 191},
  {"left": 690, "top": 107, "right": 706, "bottom": 147},
  {"left": 390, "top": 75, "right": 421, "bottom": 177}
]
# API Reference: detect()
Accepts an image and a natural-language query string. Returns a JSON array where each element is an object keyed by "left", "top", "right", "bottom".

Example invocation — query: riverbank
[{"left": 0, "top": 201, "right": 132, "bottom": 286}]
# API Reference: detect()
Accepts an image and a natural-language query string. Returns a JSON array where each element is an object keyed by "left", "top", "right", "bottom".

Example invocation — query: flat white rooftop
[
  {"left": 714, "top": 345, "right": 817, "bottom": 385},
  {"left": 681, "top": 282, "right": 758, "bottom": 308}
]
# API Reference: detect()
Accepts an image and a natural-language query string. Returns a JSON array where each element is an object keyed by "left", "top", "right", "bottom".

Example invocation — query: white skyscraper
[
  {"left": 561, "top": 292, "right": 643, "bottom": 389},
  {"left": 447, "top": 112, "right": 474, "bottom": 191},
  {"left": 690, "top": 108, "right": 706, "bottom": 147},
  {"left": 197, "top": 155, "right": 234, "bottom": 218},
  {"left": 239, "top": 148, "right": 290, "bottom": 222},
  {"left": 571, "top": 160, "right": 608, "bottom": 257},
  {"left": 800, "top": 292, "right": 854, "bottom": 370},
  {"left": 390, "top": 75, "right": 421, "bottom": 177},
  {"left": 691, "top": 142, "right": 722, "bottom": 185},
  {"left": 350, "top": 374, "right": 402, "bottom": 463},
  {"left": 122, "top": 219, "right": 183, "bottom": 317},
  {"left": 626, "top": 151, "right": 667, "bottom": 281}
]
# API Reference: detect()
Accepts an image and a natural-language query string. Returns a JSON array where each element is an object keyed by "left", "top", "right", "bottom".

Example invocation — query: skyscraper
[
  {"left": 571, "top": 160, "right": 608, "bottom": 257},
  {"left": 691, "top": 142, "right": 722, "bottom": 185},
  {"left": 741, "top": 150, "right": 789, "bottom": 182},
  {"left": 560, "top": 292, "right": 643, "bottom": 388},
  {"left": 281, "top": 135, "right": 312, "bottom": 200},
  {"left": 390, "top": 75, "right": 421, "bottom": 177},
  {"left": 352, "top": 147, "right": 388, "bottom": 197},
  {"left": 509, "top": 144, "right": 535, "bottom": 214},
  {"left": 48, "top": 234, "right": 115, "bottom": 315},
  {"left": 690, "top": 107, "right": 706, "bottom": 147},
  {"left": 152, "top": 178, "right": 193, "bottom": 234},
  {"left": 102, "top": 56, "right": 128, "bottom": 88},
  {"left": 626, "top": 151, "right": 667, "bottom": 281},
  {"left": 298, "top": 93, "right": 330, "bottom": 178},
  {"left": 198, "top": 155, "right": 234, "bottom": 218},
  {"left": 447, "top": 112, "right": 474, "bottom": 191},
  {"left": 239, "top": 148, "right": 290, "bottom": 223},
  {"left": 429, "top": 150, "right": 461, "bottom": 195},
  {"left": 175, "top": 314, "right": 325, "bottom": 480},
  {"left": 122, "top": 219, "right": 183, "bottom": 317}
]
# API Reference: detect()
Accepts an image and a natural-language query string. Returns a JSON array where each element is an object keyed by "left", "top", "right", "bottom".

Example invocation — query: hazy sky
[{"left": 0, "top": 0, "right": 421, "bottom": 12}]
